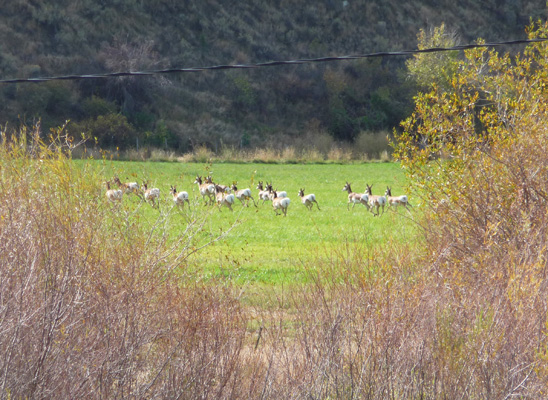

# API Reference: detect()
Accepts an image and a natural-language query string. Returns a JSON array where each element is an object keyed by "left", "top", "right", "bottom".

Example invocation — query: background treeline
[{"left": 0, "top": 0, "right": 546, "bottom": 154}]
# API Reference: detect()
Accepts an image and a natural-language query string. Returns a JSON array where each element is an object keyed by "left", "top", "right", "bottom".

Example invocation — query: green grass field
[{"left": 78, "top": 159, "right": 418, "bottom": 286}]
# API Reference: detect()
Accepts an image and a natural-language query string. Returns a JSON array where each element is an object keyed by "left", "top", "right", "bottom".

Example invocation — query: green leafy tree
[
  {"left": 406, "top": 23, "right": 460, "bottom": 91},
  {"left": 324, "top": 67, "right": 357, "bottom": 141},
  {"left": 71, "top": 113, "right": 137, "bottom": 149}
]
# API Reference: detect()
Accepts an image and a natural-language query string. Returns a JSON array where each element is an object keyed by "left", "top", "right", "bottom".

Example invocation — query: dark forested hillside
[{"left": 0, "top": 0, "right": 545, "bottom": 152}]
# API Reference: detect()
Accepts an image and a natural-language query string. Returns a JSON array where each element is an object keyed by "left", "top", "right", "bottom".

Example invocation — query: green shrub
[
  {"left": 70, "top": 113, "right": 137, "bottom": 149},
  {"left": 81, "top": 95, "right": 118, "bottom": 118}
]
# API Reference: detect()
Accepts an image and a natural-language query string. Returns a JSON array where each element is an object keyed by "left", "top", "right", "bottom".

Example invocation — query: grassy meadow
[{"left": 81, "top": 159, "right": 418, "bottom": 286}]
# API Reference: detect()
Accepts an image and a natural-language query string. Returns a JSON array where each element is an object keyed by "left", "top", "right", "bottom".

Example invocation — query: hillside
[{"left": 0, "top": 0, "right": 545, "bottom": 152}]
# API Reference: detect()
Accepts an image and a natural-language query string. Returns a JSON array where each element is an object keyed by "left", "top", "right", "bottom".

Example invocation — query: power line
[{"left": 1, "top": 38, "right": 547, "bottom": 84}]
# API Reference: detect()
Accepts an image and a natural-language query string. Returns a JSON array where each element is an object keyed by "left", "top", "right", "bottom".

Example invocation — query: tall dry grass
[
  {"left": 0, "top": 125, "right": 259, "bottom": 398},
  {"left": 72, "top": 130, "right": 394, "bottom": 164},
  {"left": 250, "top": 212, "right": 547, "bottom": 398}
]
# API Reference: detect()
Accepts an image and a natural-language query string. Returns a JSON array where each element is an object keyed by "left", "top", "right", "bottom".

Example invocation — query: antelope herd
[{"left": 104, "top": 175, "right": 411, "bottom": 217}]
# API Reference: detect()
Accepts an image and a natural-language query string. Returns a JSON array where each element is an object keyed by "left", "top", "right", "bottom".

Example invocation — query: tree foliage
[
  {"left": 405, "top": 23, "right": 460, "bottom": 91},
  {"left": 393, "top": 21, "right": 548, "bottom": 390},
  {"left": 71, "top": 113, "right": 137, "bottom": 148}
]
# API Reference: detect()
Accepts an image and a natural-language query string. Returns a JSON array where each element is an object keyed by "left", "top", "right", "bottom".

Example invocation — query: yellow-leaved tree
[{"left": 394, "top": 20, "right": 548, "bottom": 394}]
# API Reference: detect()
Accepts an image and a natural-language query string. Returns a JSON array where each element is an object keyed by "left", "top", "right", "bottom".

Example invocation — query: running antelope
[
  {"left": 298, "top": 188, "right": 320, "bottom": 211},
  {"left": 365, "top": 184, "right": 386, "bottom": 216},
  {"left": 342, "top": 182, "right": 369, "bottom": 210},
  {"left": 385, "top": 187, "right": 411, "bottom": 211},
  {"left": 105, "top": 181, "right": 123, "bottom": 203},
  {"left": 231, "top": 183, "right": 257, "bottom": 207},
  {"left": 194, "top": 175, "right": 215, "bottom": 205},
  {"left": 206, "top": 176, "right": 230, "bottom": 193},
  {"left": 142, "top": 182, "right": 160, "bottom": 208},
  {"left": 113, "top": 175, "right": 141, "bottom": 198},
  {"left": 272, "top": 190, "right": 290, "bottom": 216},
  {"left": 170, "top": 185, "right": 190, "bottom": 207},
  {"left": 215, "top": 184, "right": 235, "bottom": 211},
  {"left": 257, "top": 181, "right": 271, "bottom": 204},
  {"left": 266, "top": 182, "right": 287, "bottom": 200}
]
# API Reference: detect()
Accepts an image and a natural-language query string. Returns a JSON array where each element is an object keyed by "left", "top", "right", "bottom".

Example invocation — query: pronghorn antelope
[
  {"left": 113, "top": 175, "right": 141, "bottom": 197},
  {"left": 170, "top": 185, "right": 190, "bottom": 207},
  {"left": 365, "top": 184, "right": 386, "bottom": 216},
  {"left": 257, "top": 181, "right": 271, "bottom": 204},
  {"left": 342, "top": 182, "right": 369, "bottom": 210},
  {"left": 194, "top": 175, "right": 215, "bottom": 205},
  {"left": 105, "top": 181, "right": 123, "bottom": 203},
  {"left": 215, "top": 184, "right": 235, "bottom": 211},
  {"left": 142, "top": 182, "right": 160, "bottom": 208},
  {"left": 231, "top": 183, "right": 257, "bottom": 207},
  {"left": 385, "top": 187, "right": 411, "bottom": 211},
  {"left": 206, "top": 176, "right": 230, "bottom": 193},
  {"left": 298, "top": 188, "right": 320, "bottom": 211},
  {"left": 272, "top": 190, "right": 290, "bottom": 216},
  {"left": 266, "top": 182, "right": 287, "bottom": 200}
]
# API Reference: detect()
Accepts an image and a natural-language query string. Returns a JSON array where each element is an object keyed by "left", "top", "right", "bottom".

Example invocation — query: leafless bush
[
  {"left": 0, "top": 125, "right": 262, "bottom": 399},
  {"left": 251, "top": 227, "right": 547, "bottom": 398}
]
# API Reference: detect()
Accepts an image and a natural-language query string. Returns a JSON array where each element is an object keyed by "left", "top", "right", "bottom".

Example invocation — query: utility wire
[{"left": 1, "top": 38, "right": 547, "bottom": 84}]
